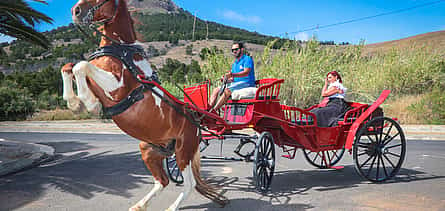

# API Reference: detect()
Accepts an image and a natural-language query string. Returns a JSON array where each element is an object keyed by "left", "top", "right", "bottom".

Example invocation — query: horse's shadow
[{"left": 0, "top": 140, "right": 150, "bottom": 211}]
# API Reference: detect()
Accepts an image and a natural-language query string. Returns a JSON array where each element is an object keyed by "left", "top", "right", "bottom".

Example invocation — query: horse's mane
[{"left": 116, "top": 0, "right": 145, "bottom": 42}]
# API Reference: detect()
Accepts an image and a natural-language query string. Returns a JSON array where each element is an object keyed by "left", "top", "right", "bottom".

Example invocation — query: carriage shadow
[
  {"left": 201, "top": 163, "right": 445, "bottom": 199},
  {"left": 0, "top": 141, "right": 151, "bottom": 211},
  {"left": 181, "top": 198, "right": 314, "bottom": 211}
]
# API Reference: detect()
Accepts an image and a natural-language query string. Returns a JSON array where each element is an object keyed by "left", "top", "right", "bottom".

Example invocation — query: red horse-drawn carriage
[{"left": 164, "top": 78, "right": 406, "bottom": 191}]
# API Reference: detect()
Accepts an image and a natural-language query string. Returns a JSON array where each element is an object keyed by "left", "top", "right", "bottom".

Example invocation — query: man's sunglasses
[{"left": 231, "top": 48, "right": 240, "bottom": 52}]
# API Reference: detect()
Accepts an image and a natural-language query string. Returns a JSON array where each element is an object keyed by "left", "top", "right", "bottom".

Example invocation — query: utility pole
[
  {"left": 192, "top": 11, "right": 197, "bottom": 41},
  {"left": 206, "top": 20, "right": 209, "bottom": 40}
]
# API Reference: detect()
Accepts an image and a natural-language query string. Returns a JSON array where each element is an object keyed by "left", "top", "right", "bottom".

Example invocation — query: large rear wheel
[
  {"left": 303, "top": 148, "right": 345, "bottom": 169},
  {"left": 353, "top": 116, "right": 406, "bottom": 182},
  {"left": 253, "top": 132, "right": 275, "bottom": 192}
]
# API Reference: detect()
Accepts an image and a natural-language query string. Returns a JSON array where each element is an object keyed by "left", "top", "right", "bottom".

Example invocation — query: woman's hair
[{"left": 327, "top": 70, "right": 342, "bottom": 83}]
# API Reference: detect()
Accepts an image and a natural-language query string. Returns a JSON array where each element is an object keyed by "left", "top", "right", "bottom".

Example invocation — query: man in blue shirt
[{"left": 208, "top": 42, "right": 255, "bottom": 111}]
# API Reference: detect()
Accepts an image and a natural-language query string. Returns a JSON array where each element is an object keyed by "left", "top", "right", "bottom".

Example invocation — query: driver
[{"left": 208, "top": 42, "right": 256, "bottom": 111}]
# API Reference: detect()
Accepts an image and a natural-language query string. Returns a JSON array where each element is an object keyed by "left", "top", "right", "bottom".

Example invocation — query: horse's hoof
[
  {"left": 67, "top": 99, "right": 82, "bottom": 112},
  {"left": 165, "top": 207, "right": 176, "bottom": 211},
  {"left": 129, "top": 206, "right": 142, "bottom": 211},
  {"left": 61, "top": 63, "right": 75, "bottom": 73}
]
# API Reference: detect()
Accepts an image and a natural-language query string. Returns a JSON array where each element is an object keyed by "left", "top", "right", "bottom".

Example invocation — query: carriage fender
[{"left": 344, "top": 90, "right": 391, "bottom": 150}]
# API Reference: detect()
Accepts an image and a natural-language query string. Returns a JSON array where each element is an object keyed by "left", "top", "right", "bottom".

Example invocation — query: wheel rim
[
  {"left": 163, "top": 155, "right": 183, "bottom": 184},
  {"left": 303, "top": 148, "right": 345, "bottom": 169},
  {"left": 353, "top": 117, "right": 406, "bottom": 182},
  {"left": 253, "top": 132, "right": 275, "bottom": 192}
]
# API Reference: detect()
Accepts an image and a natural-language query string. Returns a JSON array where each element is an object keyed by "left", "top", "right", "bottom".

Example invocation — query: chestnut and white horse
[{"left": 62, "top": 0, "right": 228, "bottom": 210}]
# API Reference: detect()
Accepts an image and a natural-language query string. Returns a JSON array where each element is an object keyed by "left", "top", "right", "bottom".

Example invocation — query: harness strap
[
  {"left": 103, "top": 85, "right": 146, "bottom": 116},
  {"left": 148, "top": 139, "right": 176, "bottom": 157}
]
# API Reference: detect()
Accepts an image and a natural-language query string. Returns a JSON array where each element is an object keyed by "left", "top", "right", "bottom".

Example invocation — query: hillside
[
  {"left": 0, "top": 0, "right": 281, "bottom": 73},
  {"left": 363, "top": 30, "right": 445, "bottom": 55}
]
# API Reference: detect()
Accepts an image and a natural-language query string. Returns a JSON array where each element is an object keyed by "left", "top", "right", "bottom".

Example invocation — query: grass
[
  {"left": 201, "top": 39, "right": 444, "bottom": 124},
  {"left": 29, "top": 109, "right": 93, "bottom": 121}
]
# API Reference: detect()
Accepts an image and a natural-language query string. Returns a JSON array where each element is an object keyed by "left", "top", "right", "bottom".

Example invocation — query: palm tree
[{"left": 0, "top": 0, "right": 53, "bottom": 49}]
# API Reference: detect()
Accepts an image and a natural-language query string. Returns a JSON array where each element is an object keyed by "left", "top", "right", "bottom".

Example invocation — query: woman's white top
[{"left": 328, "top": 80, "right": 347, "bottom": 99}]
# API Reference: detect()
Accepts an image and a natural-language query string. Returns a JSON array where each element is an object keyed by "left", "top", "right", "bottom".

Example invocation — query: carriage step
[
  {"left": 281, "top": 154, "right": 292, "bottom": 159},
  {"left": 330, "top": 166, "right": 344, "bottom": 170}
]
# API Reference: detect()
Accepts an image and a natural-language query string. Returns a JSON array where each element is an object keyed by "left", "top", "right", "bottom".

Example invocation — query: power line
[{"left": 284, "top": 0, "right": 445, "bottom": 36}]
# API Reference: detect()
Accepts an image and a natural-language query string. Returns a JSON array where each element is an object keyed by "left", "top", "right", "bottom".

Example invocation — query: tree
[{"left": 0, "top": 0, "right": 53, "bottom": 49}]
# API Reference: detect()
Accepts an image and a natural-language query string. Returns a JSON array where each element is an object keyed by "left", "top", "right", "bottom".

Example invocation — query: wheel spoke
[
  {"left": 358, "top": 150, "right": 375, "bottom": 168},
  {"left": 332, "top": 150, "right": 340, "bottom": 160},
  {"left": 365, "top": 154, "right": 378, "bottom": 177},
  {"left": 383, "top": 123, "right": 394, "bottom": 143},
  {"left": 376, "top": 152, "right": 381, "bottom": 180},
  {"left": 380, "top": 154, "right": 389, "bottom": 178},
  {"left": 358, "top": 151, "right": 367, "bottom": 156},
  {"left": 266, "top": 145, "right": 272, "bottom": 158},
  {"left": 385, "top": 143, "right": 402, "bottom": 149},
  {"left": 386, "top": 151, "right": 401, "bottom": 158},
  {"left": 357, "top": 143, "right": 370, "bottom": 148},
  {"left": 327, "top": 151, "right": 332, "bottom": 164},
  {"left": 382, "top": 153, "right": 397, "bottom": 168},
  {"left": 312, "top": 152, "right": 320, "bottom": 163},
  {"left": 383, "top": 132, "right": 400, "bottom": 146},
  {"left": 366, "top": 134, "right": 376, "bottom": 143}
]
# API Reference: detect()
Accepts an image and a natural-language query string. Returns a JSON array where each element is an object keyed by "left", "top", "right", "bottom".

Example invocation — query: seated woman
[{"left": 311, "top": 71, "right": 348, "bottom": 127}]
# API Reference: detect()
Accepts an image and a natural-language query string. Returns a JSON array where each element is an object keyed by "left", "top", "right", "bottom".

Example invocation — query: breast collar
[{"left": 88, "top": 43, "right": 159, "bottom": 83}]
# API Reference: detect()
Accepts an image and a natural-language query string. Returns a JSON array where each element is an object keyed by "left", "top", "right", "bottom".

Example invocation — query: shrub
[{"left": 0, "top": 81, "right": 35, "bottom": 120}]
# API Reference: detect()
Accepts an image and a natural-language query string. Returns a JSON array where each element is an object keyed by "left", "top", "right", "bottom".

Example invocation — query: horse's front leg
[
  {"left": 71, "top": 61, "right": 103, "bottom": 114},
  {"left": 61, "top": 63, "right": 83, "bottom": 111}
]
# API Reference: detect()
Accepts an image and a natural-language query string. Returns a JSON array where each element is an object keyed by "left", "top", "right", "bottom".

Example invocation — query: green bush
[{"left": 0, "top": 81, "right": 35, "bottom": 120}]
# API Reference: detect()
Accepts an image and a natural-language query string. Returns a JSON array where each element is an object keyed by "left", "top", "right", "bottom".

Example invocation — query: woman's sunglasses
[{"left": 231, "top": 48, "right": 240, "bottom": 52}]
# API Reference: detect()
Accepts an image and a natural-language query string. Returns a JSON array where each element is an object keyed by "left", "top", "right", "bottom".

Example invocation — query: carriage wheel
[
  {"left": 163, "top": 139, "right": 208, "bottom": 184},
  {"left": 303, "top": 148, "right": 345, "bottom": 169},
  {"left": 353, "top": 116, "right": 406, "bottom": 182},
  {"left": 253, "top": 132, "right": 275, "bottom": 192},
  {"left": 163, "top": 155, "right": 183, "bottom": 184}
]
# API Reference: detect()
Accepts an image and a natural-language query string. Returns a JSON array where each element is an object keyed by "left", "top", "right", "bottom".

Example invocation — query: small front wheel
[
  {"left": 163, "top": 154, "right": 183, "bottom": 184},
  {"left": 353, "top": 116, "right": 406, "bottom": 182},
  {"left": 253, "top": 132, "right": 275, "bottom": 192},
  {"left": 303, "top": 148, "right": 345, "bottom": 169}
]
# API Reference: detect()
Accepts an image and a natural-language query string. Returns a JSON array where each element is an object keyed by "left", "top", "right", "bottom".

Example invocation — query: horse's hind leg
[
  {"left": 129, "top": 142, "right": 169, "bottom": 211},
  {"left": 166, "top": 160, "right": 196, "bottom": 211}
]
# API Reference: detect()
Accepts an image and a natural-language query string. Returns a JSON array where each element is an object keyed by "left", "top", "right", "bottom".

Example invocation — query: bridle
[{"left": 75, "top": 0, "right": 121, "bottom": 45}]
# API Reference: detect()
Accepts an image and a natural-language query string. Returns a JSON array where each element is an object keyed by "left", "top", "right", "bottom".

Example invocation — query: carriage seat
[
  {"left": 229, "top": 78, "right": 284, "bottom": 102},
  {"left": 231, "top": 87, "right": 258, "bottom": 100}
]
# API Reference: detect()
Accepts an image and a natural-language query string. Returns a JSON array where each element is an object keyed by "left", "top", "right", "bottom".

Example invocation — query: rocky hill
[{"left": 127, "top": 0, "right": 180, "bottom": 14}]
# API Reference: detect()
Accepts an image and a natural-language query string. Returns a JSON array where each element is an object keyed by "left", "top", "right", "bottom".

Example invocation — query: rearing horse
[{"left": 61, "top": 0, "right": 228, "bottom": 210}]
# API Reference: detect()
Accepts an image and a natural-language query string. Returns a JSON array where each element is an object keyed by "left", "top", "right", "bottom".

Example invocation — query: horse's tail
[{"left": 192, "top": 149, "right": 229, "bottom": 207}]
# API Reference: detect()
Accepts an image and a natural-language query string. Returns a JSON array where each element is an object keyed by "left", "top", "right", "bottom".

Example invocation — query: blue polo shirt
[{"left": 231, "top": 54, "right": 255, "bottom": 86}]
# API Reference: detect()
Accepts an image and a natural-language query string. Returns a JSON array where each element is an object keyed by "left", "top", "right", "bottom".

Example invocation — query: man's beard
[{"left": 233, "top": 51, "right": 241, "bottom": 58}]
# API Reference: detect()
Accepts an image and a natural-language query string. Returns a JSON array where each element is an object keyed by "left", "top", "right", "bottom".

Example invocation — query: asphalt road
[{"left": 0, "top": 132, "right": 444, "bottom": 211}]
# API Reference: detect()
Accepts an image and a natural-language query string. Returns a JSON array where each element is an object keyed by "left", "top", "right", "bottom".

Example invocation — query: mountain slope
[{"left": 364, "top": 30, "right": 445, "bottom": 55}]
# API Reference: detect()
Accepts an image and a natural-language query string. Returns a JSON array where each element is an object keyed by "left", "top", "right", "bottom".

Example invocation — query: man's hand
[{"left": 224, "top": 72, "right": 233, "bottom": 82}]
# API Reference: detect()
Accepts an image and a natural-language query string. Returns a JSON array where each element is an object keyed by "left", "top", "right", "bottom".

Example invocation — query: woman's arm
[{"left": 322, "top": 86, "right": 342, "bottom": 97}]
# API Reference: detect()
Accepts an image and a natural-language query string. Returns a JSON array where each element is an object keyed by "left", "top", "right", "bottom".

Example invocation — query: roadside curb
[{"left": 0, "top": 139, "right": 55, "bottom": 177}]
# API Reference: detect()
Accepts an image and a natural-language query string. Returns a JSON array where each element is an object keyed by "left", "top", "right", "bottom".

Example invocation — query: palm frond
[
  {"left": 0, "top": 0, "right": 53, "bottom": 48},
  {"left": 0, "top": 19, "right": 51, "bottom": 48}
]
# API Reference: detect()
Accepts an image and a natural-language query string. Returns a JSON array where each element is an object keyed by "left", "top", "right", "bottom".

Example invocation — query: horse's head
[{"left": 72, "top": 0, "right": 119, "bottom": 25}]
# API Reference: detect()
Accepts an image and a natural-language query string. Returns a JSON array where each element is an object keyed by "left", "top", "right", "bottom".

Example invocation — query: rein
[
  {"left": 74, "top": 0, "right": 222, "bottom": 153},
  {"left": 76, "top": 0, "right": 121, "bottom": 45}
]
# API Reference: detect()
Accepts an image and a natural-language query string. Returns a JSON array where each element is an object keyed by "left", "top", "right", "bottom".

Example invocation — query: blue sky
[{"left": 1, "top": 0, "right": 444, "bottom": 44}]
